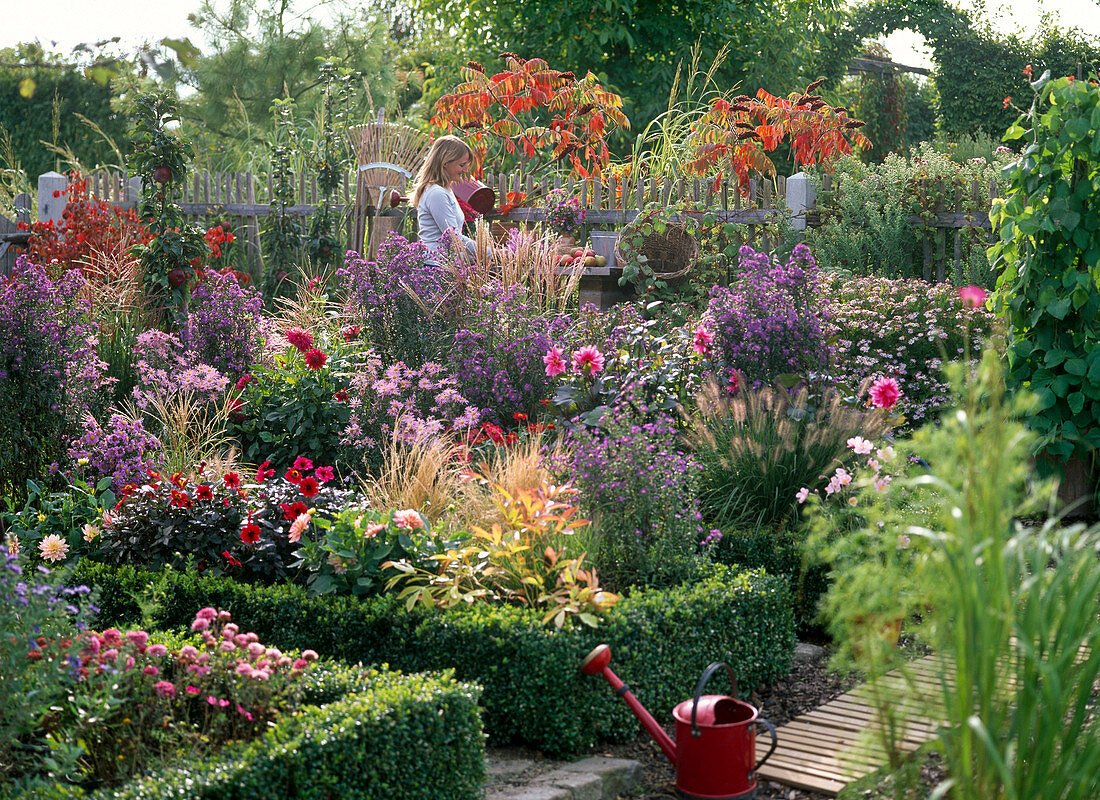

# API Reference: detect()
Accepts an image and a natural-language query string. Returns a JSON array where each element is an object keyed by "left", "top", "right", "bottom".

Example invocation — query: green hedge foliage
[
  {"left": 33, "top": 665, "right": 484, "bottom": 800},
  {"left": 71, "top": 561, "right": 796, "bottom": 757}
]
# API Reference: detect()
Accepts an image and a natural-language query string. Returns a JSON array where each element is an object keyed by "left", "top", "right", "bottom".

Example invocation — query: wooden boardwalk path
[{"left": 754, "top": 654, "right": 945, "bottom": 796}]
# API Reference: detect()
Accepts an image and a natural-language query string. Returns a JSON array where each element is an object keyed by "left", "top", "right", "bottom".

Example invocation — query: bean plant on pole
[
  {"left": 262, "top": 97, "right": 303, "bottom": 300},
  {"left": 306, "top": 61, "right": 353, "bottom": 274},
  {"left": 128, "top": 91, "right": 206, "bottom": 328}
]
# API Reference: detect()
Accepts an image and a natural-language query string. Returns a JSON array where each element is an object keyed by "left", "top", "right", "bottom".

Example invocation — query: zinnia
[
  {"left": 39, "top": 534, "right": 69, "bottom": 562},
  {"left": 543, "top": 346, "right": 567, "bottom": 378},
  {"left": 286, "top": 327, "right": 313, "bottom": 353},
  {"left": 303, "top": 349, "right": 328, "bottom": 370},
  {"left": 571, "top": 345, "right": 605, "bottom": 376},
  {"left": 240, "top": 523, "right": 261, "bottom": 544},
  {"left": 869, "top": 377, "right": 902, "bottom": 410}
]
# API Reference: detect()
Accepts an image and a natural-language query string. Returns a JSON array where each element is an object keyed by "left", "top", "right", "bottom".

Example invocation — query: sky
[{"left": 2, "top": 0, "right": 1099, "bottom": 72}]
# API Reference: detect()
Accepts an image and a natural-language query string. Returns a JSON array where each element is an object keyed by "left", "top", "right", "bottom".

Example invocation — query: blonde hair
[{"left": 411, "top": 135, "right": 474, "bottom": 207}]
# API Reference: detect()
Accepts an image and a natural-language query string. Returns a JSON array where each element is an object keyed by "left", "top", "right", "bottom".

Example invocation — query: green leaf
[{"left": 1047, "top": 296, "right": 1072, "bottom": 319}]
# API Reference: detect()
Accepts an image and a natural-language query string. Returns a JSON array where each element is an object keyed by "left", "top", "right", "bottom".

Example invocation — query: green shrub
[
  {"left": 30, "top": 665, "right": 484, "bottom": 800},
  {"left": 72, "top": 560, "right": 795, "bottom": 757}
]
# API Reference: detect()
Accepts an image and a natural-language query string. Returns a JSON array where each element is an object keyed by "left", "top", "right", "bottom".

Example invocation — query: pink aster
[
  {"left": 957, "top": 285, "right": 987, "bottom": 309},
  {"left": 286, "top": 327, "right": 313, "bottom": 353},
  {"left": 692, "top": 327, "right": 714, "bottom": 355},
  {"left": 571, "top": 345, "right": 605, "bottom": 376},
  {"left": 869, "top": 377, "right": 902, "bottom": 410},
  {"left": 543, "top": 346, "right": 567, "bottom": 378}
]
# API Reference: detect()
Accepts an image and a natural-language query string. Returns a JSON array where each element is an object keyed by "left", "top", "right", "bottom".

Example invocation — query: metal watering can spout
[{"left": 580, "top": 644, "right": 678, "bottom": 765}]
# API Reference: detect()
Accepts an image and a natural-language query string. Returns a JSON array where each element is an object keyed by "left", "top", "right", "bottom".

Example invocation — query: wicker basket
[{"left": 615, "top": 220, "right": 700, "bottom": 284}]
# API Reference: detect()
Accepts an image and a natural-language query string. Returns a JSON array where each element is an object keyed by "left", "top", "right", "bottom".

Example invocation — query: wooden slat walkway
[{"left": 754, "top": 654, "right": 945, "bottom": 796}]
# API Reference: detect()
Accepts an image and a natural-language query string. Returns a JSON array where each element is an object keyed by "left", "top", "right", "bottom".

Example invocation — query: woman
[{"left": 412, "top": 135, "right": 479, "bottom": 265}]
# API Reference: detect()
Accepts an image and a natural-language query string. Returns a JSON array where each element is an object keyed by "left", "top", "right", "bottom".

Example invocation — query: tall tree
[{"left": 180, "top": 0, "right": 396, "bottom": 168}]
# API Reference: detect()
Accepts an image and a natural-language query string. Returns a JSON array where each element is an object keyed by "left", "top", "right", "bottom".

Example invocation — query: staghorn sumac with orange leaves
[
  {"left": 431, "top": 54, "right": 629, "bottom": 179},
  {"left": 686, "top": 80, "right": 872, "bottom": 188}
]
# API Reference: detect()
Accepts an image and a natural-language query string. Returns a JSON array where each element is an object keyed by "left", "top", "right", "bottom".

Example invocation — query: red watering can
[
  {"left": 452, "top": 179, "right": 496, "bottom": 215},
  {"left": 581, "top": 644, "right": 777, "bottom": 800}
]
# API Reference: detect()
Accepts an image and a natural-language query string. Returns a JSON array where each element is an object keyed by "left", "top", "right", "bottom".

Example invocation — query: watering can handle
[
  {"left": 753, "top": 718, "right": 778, "bottom": 771},
  {"left": 690, "top": 662, "right": 738, "bottom": 737}
]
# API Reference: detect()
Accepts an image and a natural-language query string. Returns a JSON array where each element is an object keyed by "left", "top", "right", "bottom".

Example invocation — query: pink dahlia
[
  {"left": 286, "top": 327, "right": 313, "bottom": 353},
  {"left": 392, "top": 509, "right": 424, "bottom": 530},
  {"left": 869, "top": 377, "right": 902, "bottom": 410},
  {"left": 543, "top": 346, "right": 567, "bottom": 378},
  {"left": 692, "top": 327, "right": 714, "bottom": 355},
  {"left": 571, "top": 345, "right": 605, "bottom": 376}
]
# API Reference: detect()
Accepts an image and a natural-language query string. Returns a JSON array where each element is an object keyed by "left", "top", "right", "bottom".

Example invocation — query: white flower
[
  {"left": 82, "top": 523, "right": 100, "bottom": 542},
  {"left": 39, "top": 535, "right": 70, "bottom": 562}
]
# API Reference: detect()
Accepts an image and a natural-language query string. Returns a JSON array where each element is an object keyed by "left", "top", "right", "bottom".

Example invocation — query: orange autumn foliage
[{"left": 432, "top": 54, "right": 629, "bottom": 179}]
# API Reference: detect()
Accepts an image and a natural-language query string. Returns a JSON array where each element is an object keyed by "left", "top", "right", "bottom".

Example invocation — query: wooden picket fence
[{"left": 1, "top": 167, "right": 1001, "bottom": 281}]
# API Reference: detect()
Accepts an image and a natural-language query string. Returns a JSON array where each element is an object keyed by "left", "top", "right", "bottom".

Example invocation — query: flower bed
[{"left": 73, "top": 559, "right": 795, "bottom": 757}]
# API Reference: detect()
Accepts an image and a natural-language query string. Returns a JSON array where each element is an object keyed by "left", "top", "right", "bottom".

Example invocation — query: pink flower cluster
[
  {"left": 187, "top": 607, "right": 318, "bottom": 685},
  {"left": 544, "top": 345, "right": 605, "bottom": 378},
  {"left": 796, "top": 442, "right": 898, "bottom": 505}
]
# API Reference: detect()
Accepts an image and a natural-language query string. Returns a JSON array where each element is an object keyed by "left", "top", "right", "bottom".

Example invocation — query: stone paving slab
[{"left": 484, "top": 752, "right": 642, "bottom": 800}]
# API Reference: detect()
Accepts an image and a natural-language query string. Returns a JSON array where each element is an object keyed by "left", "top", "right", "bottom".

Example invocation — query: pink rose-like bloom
[
  {"left": 179, "top": 644, "right": 199, "bottom": 663},
  {"left": 102, "top": 648, "right": 119, "bottom": 663},
  {"left": 958, "top": 285, "right": 987, "bottom": 309},
  {"left": 392, "top": 509, "right": 424, "bottom": 530},
  {"left": 147, "top": 644, "right": 168, "bottom": 658},
  {"left": 191, "top": 616, "right": 211, "bottom": 632},
  {"left": 244, "top": 632, "right": 259, "bottom": 644},
  {"left": 571, "top": 345, "right": 605, "bottom": 376},
  {"left": 288, "top": 512, "right": 311, "bottom": 543},
  {"left": 234, "top": 634, "right": 250, "bottom": 647},
  {"left": 292, "top": 658, "right": 309, "bottom": 670},
  {"left": 185, "top": 685, "right": 200, "bottom": 695},
  {"left": 692, "top": 327, "right": 714, "bottom": 355},
  {"left": 153, "top": 681, "right": 177, "bottom": 699},
  {"left": 315, "top": 465, "right": 335, "bottom": 483},
  {"left": 143, "top": 665, "right": 160, "bottom": 677},
  {"left": 220, "top": 640, "right": 237, "bottom": 653},
  {"left": 126, "top": 630, "right": 149, "bottom": 647},
  {"left": 221, "top": 623, "right": 239, "bottom": 638},
  {"left": 293, "top": 456, "right": 314, "bottom": 472},
  {"left": 302, "top": 649, "right": 319, "bottom": 662},
  {"left": 248, "top": 642, "right": 266, "bottom": 659},
  {"left": 196, "top": 607, "right": 217, "bottom": 621},
  {"left": 217, "top": 610, "right": 232, "bottom": 622},
  {"left": 102, "top": 628, "right": 123, "bottom": 646},
  {"left": 543, "top": 346, "right": 567, "bottom": 378},
  {"left": 869, "top": 377, "right": 902, "bottom": 410},
  {"left": 286, "top": 326, "right": 314, "bottom": 353},
  {"left": 124, "top": 656, "right": 136, "bottom": 671},
  {"left": 236, "top": 661, "right": 253, "bottom": 675},
  {"left": 364, "top": 522, "right": 386, "bottom": 538},
  {"left": 727, "top": 370, "right": 742, "bottom": 395}
]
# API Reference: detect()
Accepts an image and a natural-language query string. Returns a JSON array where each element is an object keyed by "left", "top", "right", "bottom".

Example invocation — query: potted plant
[{"left": 542, "top": 189, "right": 586, "bottom": 255}]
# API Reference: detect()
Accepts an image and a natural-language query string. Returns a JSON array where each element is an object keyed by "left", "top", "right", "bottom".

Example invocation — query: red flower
[
  {"left": 342, "top": 326, "right": 361, "bottom": 342},
  {"left": 254, "top": 460, "right": 273, "bottom": 483},
  {"left": 513, "top": 412, "right": 528, "bottom": 422},
  {"left": 303, "top": 349, "right": 328, "bottom": 370},
  {"left": 281, "top": 501, "right": 309, "bottom": 522},
  {"left": 240, "top": 524, "right": 261, "bottom": 544},
  {"left": 334, "top": 389, "right": 349, "bottom": 402},
  {"left": 315, "top": 466, "right": 335, "bottom": 483},
  {"left": 196, "top": 484, "right": 213, "bottom": 500},
  {"left": 170, "top": 490, "right": 193, "bottom": 509},
  {"left": 286, "top": 327, "right": 313, "bottom": 353},
  {"left": 223, "top": 472, "right": 241, "bottom": 489},
  {"left": 481, "top": 422, "right": 506, "bottom": 445},
  {"left": 293, "top": 456, "right": 314, "bottom": 471},
  {"left": 235, "top": 374, "right": 253, "bottom": 391},
  {"left": 222, "top": 550, "right": 242, "bottom": 568},
  {"left": 299, "top": 477, "right": 320, "bottom": 498},
  {"left": 285, "top": 468, "right": 303, "bottom": 484}
]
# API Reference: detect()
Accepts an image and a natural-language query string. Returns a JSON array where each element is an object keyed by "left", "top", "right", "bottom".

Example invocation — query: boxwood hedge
[
  {"left": 27, "top": 665, "right": 483, "bottom": 800},
  {"left": 72, "top": 561, "right": 795, "bottom": 757}
]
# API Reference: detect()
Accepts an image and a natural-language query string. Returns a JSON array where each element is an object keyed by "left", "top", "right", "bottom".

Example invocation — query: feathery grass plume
[
  {"left": 687, "top": 379, "right": 891, "bottom": 528},
  {"left": 361, "top": 432, "right": 466, "bottom": 524},
  {"left": 271, "top": 272, "right": 340, "bottom": 336},
  {"left": 125, "top": 390, "right": 237, "bottom": 477}
]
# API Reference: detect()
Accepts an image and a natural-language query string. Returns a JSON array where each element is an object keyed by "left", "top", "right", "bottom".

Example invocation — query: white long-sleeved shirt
[{"left": 416, "top": 183, "right": 477, "bottom": 263}]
